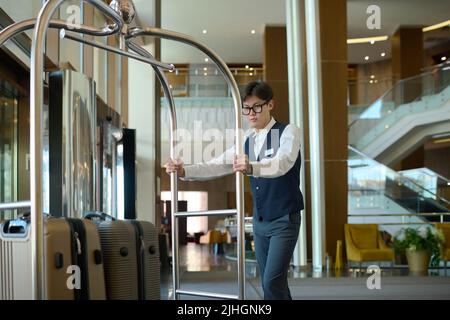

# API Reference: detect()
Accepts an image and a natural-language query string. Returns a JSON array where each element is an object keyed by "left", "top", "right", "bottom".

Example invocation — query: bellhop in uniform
[{"left": 165, "top": 81, "right": 304, "bottom": 300}]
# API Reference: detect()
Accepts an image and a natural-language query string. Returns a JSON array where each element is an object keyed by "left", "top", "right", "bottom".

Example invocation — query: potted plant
[{"left": 393, "top": 226, "right": 444, "bottom": 273}]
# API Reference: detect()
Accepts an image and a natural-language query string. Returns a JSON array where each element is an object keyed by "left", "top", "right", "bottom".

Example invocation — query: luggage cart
[{"left": 0, "top": 0, "right": 245, "bottom": 300}]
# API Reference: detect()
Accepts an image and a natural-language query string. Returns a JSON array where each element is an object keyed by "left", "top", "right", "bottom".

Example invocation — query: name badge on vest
[{"left": 264, "top": 148, "right": 274, "bottom": 157}]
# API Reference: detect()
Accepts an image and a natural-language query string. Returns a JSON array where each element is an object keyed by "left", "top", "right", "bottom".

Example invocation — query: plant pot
[{"left": 406, "top": 249, "right": 431, "bottom": 273}]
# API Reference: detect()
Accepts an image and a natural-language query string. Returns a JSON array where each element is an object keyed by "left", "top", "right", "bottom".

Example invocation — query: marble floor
[{"left": 160, "top": 243, "right": 450, "bottom": 300}]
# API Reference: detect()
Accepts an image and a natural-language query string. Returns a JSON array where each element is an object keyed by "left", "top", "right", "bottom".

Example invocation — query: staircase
[{"left": 349, "top": 61, "right": 450, "bottom": 163}]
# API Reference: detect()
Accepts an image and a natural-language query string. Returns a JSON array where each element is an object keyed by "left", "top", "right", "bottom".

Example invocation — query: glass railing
[
  {"left": 162, "top": 67, "right": 264, "bottom": 98},
  {"left": 349, "top": 61, "right": 450, "bottom": 150},
  {"left": 348, "top": 146, "right": 450, "bottom": 222},
  {"left": 400, "top": 167, "right": 450, "bottom": 205},
  {"left": 347, "top": 76, "right": 397, "bottom": 115},
  {"left": 348, "top": 104, "right": 369, "bottom": 125}
]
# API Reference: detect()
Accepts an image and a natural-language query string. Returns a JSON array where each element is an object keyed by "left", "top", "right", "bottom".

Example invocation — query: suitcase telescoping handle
[{"left": 83, "top": 211, "right": 116, "bottom": 221}]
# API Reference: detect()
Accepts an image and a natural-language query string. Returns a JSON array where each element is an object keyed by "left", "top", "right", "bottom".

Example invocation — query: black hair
[{"left": 242, "top": 81, "right": 273, "bottom": 102}]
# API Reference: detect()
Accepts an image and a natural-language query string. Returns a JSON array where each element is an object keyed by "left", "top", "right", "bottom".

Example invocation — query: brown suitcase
[{"left": 45, "top": 218, "right": 106, "bottom": 300}]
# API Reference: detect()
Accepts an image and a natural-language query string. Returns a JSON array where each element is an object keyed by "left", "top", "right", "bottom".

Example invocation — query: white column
[
  {"left": 285, "top": 0, "right": 308, "bottom": 268},
  {"left": 305, "top": 0, "right": 326, "bottom": 271},
  {"left": 79, "top": 1, "right": 84, "bottom": 74},
  {"left": 128, "top": 42, "right": 156, "bottom": 224}
]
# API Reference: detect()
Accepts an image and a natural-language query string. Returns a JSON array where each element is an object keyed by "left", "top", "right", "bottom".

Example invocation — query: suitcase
[
  {"left": 0, "top": 216, "right": 106, "bottom": 300},
  {"left": 85, "top": 212, "right": 160, "bottom": 300},
  {"left": 0, "top": 218, "right": 32, "bottom": 300}
]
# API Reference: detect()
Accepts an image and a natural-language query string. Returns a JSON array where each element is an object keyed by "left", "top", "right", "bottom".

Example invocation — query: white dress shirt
[{"left": 182, "top": 117, "right": 301, "bottom": 180}]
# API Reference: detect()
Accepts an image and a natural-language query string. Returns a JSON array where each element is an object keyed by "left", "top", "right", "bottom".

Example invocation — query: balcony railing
[{"left": 349, "top": 61, "right": 450, "bottom": 149}]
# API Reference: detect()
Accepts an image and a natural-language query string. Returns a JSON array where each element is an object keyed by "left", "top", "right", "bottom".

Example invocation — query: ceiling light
[
  {"left": 169, "top": 85, "right": 173, "bottom": 89},
  {"left": 204, "top": 58, "right": 209, "bottom": 62},
  {"left": 442, "top": 56, "right": 447, "bottom": 61},
  {"left": 381, "top": 52, "right": 386, "bottom": 57},
  {"left": 370, "top": 40, "right": 375, "bottom": 44},
  {"left": 347, "top": 35, "right": 388, "bottom": 44},
  {"left": 365, "top": 56, "right": 369, "bottom": 61},
  {"left": 204, "top": 72, "right": 207, "bottom": 76},
  {"left": 374, "top": 80, "right": 378, "bottom": 83},
  {"left": 432, "top": 133, "right": 450, "bottom": 139},
  {"left": 202, "top": 29, "right": 207, "bottom": 34},
  {"left": 250, "top": 68, "right": 254, "bottom": 71},
  {"left": 249, "top": 73, "right": 253, "bottom": 76},
  {"left": 251, "top": 29, "right": 256, "bottom": 34},
  {"left": 423, "top": 20, "right": 450, "bottom": 32},
  {"left": 370, "top": 75, "right": 375, "bottom": 79},
  {"left": 433, "top": 137, "right": 450, "bottom": 144},
  {"left": 203, "top": 67, "right": 207, "bottom": 71},
  {"left": 369, "top": 80, "right": 373, "bottom": 84},
  {"left": 245, "top": 65, "right": 249, "bottom": 69}
]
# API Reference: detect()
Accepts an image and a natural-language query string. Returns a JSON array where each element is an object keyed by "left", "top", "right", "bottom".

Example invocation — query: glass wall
[
  {"left": 0, "top": 78, "right": 18, "bottom": 221},
  {"left": 93, "top": 7, "right": 108, "bottom": 103}
]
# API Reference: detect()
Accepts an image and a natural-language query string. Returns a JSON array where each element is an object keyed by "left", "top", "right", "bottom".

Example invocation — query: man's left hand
[{"left": 233, "top": 154, "right": 252, "bottom": 175}]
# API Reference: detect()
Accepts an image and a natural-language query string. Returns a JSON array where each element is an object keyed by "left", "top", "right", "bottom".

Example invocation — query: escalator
[
  {"left": 349, "top": 61, "right": 450, "bottom": 164},
  {"left": 348, "top": 61, "right": 450, "bottom": 233},
  {"left": 400, "top": 167, "right": 450, "bottom": 204},
  {"left": 348, "top": 146, "right": 450, "bottom": 235}
]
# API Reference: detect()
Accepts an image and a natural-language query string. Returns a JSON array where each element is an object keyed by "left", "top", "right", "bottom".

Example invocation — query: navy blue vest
[{"left": 244, "top": 121, "right": 304, "bottom": 221}]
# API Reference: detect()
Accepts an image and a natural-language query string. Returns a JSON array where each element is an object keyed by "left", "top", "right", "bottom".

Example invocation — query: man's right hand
[{"left": 165, "top": 158, "right": 185, "bottom": 177}]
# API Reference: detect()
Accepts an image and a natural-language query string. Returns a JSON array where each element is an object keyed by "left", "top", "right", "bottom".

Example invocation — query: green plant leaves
[{"left": 393, "top": 227, "right": 444, "bottom": 267}]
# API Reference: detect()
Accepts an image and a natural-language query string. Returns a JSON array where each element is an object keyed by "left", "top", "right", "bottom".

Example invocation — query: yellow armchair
[
  {"left": 435, "top": 223, "right": 450, "bottom": 270},
  {"left": 199, "top": 230, "right": 223, "bottom": 244},
  {"left": 345, "top": 224, "right": 395, "bottom": 269},
  {"left": 222, "top": 230, "right": 232, "bottom": 244}
]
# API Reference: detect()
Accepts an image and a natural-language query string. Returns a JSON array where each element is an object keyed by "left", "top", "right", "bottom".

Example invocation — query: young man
[{"left": 165, "top": 81, "right": 304, "bottom": 300}]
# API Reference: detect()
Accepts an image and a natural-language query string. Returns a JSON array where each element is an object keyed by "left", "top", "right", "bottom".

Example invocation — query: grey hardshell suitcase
[{"left": 85, "top": 212, "right": 160, "bottom": 300}]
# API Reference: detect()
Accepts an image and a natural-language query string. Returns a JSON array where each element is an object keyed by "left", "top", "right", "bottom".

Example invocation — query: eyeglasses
[{"left": 242, "top": 101, "right": 268, "bottom": 115}]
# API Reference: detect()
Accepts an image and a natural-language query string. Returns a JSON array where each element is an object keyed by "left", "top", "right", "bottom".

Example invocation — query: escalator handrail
[
  {"left": 348, "top": 62, "right": 450, "bottom": 130},
  {"left": 349, "top": 146, "right": 450, "bottom": 207},
  {"left": 400, "top": 167, "right": 450, "bottom": 185}
]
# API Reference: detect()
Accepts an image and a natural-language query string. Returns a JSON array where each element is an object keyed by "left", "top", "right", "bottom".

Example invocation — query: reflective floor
[{"left": 160, "top": 243, "right": 450, "bottom": 300}]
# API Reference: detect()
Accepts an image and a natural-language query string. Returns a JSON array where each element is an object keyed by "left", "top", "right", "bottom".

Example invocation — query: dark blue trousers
[{"left": 253, "top": 212, "right": 301, "bottom": 300}]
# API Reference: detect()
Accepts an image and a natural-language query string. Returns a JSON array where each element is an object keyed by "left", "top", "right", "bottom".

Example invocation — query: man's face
[{"left": 243, "top": 95, "right": 273, "bottom": 129}]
